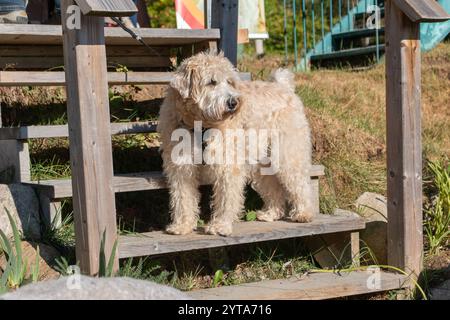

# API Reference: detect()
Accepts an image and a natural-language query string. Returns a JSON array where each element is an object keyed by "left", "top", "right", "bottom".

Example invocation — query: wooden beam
[
  {"left": 61, "top": 0, "right": 118, "bottom": 275},
  {"left": 393, "top": 0, "right": 450, "bottom": 22},
  {"left": 25, "top": 166, "right": 325, "bottom": 199},
  {"left": 385, "top": 0, "right": 423, "bottom": 281},
  {"left": 0, "top": 24, "right": 220, "bottom": 46},
  {"left": 0, "top": 71, "right": 251, "bottom": 86},
  {"left": 74, "top": 0, "right": 137, "bottom": 17},
  {"left": 0, "top": 122, "right": 158, "bottom": 140},
  {"left": 211, "top": 0, "right": 239, "bottom": 66},
  {"left": 188, "top": 271, "right": 408, "bottom": 300},
  {"left": 119, "top": 214, "right": 365, "bottom": 259}
]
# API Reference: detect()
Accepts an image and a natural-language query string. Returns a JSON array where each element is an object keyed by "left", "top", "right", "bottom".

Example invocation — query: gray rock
[
  {"left": 355, "top": 192, "right": 388, "bottom": 264},
  {"left": 1, "top": 276, "right": 191, "bottom": 300},
  {"left": 0, "top": 184, "right": 41, "bottom": 240},
  {"left": 430, "top": 280, "right": 450, "bottom": 300},
  {"left": 355, "top": 192, "right": 387, "bottom": 222}
]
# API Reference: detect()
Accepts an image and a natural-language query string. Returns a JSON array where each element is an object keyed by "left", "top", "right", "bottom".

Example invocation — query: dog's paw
[
  {"left": 256, "top": 209, "right": 283, "bottom": 222},
  {"left": 289, "top": 211, "right": 314, "bottom": 223},
  {"left": 166, "top": 224, "right": 195, "bottom": 235},
  {"left": 204, "top": 223, "right": 233, "bottom": 237}
]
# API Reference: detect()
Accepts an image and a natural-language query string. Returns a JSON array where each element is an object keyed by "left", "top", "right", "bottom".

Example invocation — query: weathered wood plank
[
  {"left": 0, "top": 71, "right": 251, "bottom": 86},
  {"left": 0, "top": 24, "right": 220, "bottom": 46},
  {"left": 385, "top": 1, "right": 423, "bottom": 280},
  {"left": 119, "top": 214, "right": 365, "bottom": 259},
  {"left": 0, "top": 122, "right": 158, "bottom": 140},
  {"left": 25, "top": 166, "right": 325, "bottom": 199},
  {"left": 61, "top": 0, "right": 118, "bottom": 275},
  {"left": 0, "top": 45, "right": 170, "bottom": 57},
  {"left": 211, "top": 0, "right": 239, "bottom": 66},
  {"left": 0, "top": 56, "right": 171, "bottom": 70},
  {"left": 393, "top": 0, "right": 450, "bottom": 22},
  {"left": 187, "top": 271, "right": 408, "bottom": 300},
  {"left": 75, "top": 0, "right": 137, "bottom": 17},
  {"left": 0, "top": 140, "right": 30, "bottom": 184}
]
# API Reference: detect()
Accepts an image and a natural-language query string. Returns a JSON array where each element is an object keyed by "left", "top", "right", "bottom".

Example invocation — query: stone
[
  {"left": 0, "top": 184, "right": 41, "bottom": 240},
  {"left": 1, "top": 276, "right": 191, "bottom": 300},
  {"left": 355, "top": 193, "right": 388, "bottom": 265},
  {"left": 0, "top": 241, "right": 61, "bottom": 282},
  {"left": 429, "top": 280, "right": 450, "bottom": 300}
]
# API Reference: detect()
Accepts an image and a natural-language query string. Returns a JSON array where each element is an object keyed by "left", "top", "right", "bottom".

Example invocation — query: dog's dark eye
[{"left": 209, "top": 79, "right": 217, "bottom": 86}]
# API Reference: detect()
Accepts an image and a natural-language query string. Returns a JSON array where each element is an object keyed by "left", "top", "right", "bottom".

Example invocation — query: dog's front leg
[
  {"left": 205, "top": 165, "right": 246, "bottom": 236},
  {"left": 165, "top": 163, "right": 201, "bottom": 235}
]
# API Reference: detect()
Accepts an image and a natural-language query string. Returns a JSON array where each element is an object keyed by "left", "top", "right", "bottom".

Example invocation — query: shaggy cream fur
[{"left": 157, "top": 52, "right": 314, "bottom": 236}]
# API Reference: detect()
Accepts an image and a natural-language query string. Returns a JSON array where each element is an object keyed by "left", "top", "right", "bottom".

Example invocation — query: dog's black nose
[{"left": 227, "top": 97, "right": 238, "bottom": 111}]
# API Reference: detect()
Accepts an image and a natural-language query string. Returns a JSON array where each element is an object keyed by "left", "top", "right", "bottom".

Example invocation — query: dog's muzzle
[{"left": 226, "top": 97, "right": 239, "bottom": 113}]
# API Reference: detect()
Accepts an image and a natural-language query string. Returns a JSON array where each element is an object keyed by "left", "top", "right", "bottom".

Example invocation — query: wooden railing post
[
  {"left": 211, "top": 0, "right": 239, "bottom": 66},
  {"left": 385, "top": 0, "right": 449, "bottom": 285},
  {"left": 61, "top": 0, "right": 119, "bottom": 275},
  {"left": 385, "top": 0, "right": 423, "bottom": 279}
]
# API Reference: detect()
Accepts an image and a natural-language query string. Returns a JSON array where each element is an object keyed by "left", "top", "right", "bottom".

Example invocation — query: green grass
[
  {"left": 0, "top": 208, "right": 40, "bottom": 293},
  {"left": 424, "top": 160, "right": 450, "bottom": 255}
]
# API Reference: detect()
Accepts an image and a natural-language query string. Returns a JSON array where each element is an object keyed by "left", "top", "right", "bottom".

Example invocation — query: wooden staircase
[{"left": 0, "top": 17, "right": 408, "bottom": 299}]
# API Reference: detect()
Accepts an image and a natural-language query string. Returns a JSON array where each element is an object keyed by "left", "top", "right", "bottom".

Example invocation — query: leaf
[
  {"left": 98, "top": 230, "right": 107, "bottom": 277},
  {"left": 245, "top": 211, "right": 257, "bottom": 222},
  {"left": 31, "top": 246, "right": 40, "bottom": 283},
  {"left": 213, "top": 269, "right": 224, "bottom": 288},
  {"left": 106, "top": 238, "right": 118, "bottom": 278}
]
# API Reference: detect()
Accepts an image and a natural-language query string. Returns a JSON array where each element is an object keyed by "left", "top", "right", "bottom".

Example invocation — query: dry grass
[{"left": 241, "top": 41, "right": 450, "bottom": 211}]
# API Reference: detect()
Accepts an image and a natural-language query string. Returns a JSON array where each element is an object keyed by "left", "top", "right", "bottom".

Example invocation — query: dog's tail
[{"left": 270, "top": 68, "right": 296, "bottom": 93}]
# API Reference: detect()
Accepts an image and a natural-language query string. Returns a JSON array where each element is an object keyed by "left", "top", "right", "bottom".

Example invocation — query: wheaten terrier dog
[{"left": 158, "top": 52, "right": 314, "bottom": 236}]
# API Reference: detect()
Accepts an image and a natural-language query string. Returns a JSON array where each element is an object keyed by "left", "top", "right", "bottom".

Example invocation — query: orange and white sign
[
  {"left": 175, "top": 0, "right": 205, "bottom": 29},
  {"left": 175, "top": 0, "right": 268, "bottom": 39}
]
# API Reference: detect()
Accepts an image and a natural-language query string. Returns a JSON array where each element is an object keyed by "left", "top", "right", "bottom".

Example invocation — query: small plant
[
  {"left": 213, "top": 269, "right": 224, "bottom": 288},
  {"left": 424, "top": 160, "right": 450, "bottom": 255},
  {"left": 0, "top": 208, "right": 40, "bottom": 291},
  {"left": 98, "top": 230, "right": 118, "bottom": 277},
  {"left": 54, "top": 256, "right": 72, "bottom": 276}
]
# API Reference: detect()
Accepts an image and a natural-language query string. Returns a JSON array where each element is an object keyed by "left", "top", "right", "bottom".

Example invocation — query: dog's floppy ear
[{"left": 170, "top": 62, "right": 193, "bottom": 99}]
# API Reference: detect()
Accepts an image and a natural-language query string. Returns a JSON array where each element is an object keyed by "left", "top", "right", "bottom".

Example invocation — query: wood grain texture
[
  {"left": 393, "top": 0, "right": 450, "bottom": 22},
  {"left": 25, "top": 165, "right": 325, "bottom": 199},
  {"left": 61, "top": 0, "right": 118, "bottom": 275},
  {"left": 75, "top": 0, "right": 137, "bottom": 17},
  {"left": 385, "top": 1, "right": 423, "bottom": 280},
  {"left": 0, "top": 122, "right": 157, "bottom": 140},
  {"left": 0, "top": 25, "right": 220, "bottom": 46},
  {"left": 0, "top": 56, "right": 171, "bottom": 70},
  {"left": 187, "top": 271, "right": 408, "bottom": 300},
  {"left": 211, "top": 0, "right": 239, "bottom": 66},
  {"left": 0, "top": 45, "right": 170, "bottom": 57},
  {"left": 0, "top": 140, "right": 30, "bottom": 184},
  {"left": 0, "top": 71, "right": 251, "bottom": 87},
  {"left": 119, "top": 214, "right": 365, "bottom": 259}
]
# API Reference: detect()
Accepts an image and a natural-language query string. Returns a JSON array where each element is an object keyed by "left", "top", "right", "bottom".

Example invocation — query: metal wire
[{"left": 110, "top": 17, "right": 162, "bottom": 57}]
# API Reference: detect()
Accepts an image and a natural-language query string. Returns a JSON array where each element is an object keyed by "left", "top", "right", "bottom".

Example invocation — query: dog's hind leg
[
  {"left": 250, "top": 173, "right": 286, "bottom": 222},
  {"left": 165, "top": 163, "right": 201, "bottom": 235},
  {"left": 205, "top": 165, "right": 247, "bottom": 236},
  {"left": 276, "top": 165, "right": 314, "bottom": 223}
]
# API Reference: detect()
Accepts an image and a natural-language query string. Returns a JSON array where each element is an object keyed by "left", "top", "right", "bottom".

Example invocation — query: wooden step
[
  {"left": 332, "top": 28, "right": 385, "bottom": 42},
  {"left": 0, "top": 25, "right": 220, "bottom": 46},
  {"left": 25, "top": 166, "right": 325, "bottom": 199},
  {"left": 0, "top": 71, "right": 173, "bottom": 86},
  {"left": 0, "top": 71, "right": 251, "bottom": 87},
  {"left": 310, "top": 45, "right": 386, "bottom": 62},
  {"left": 0, "top": 121, "right": 157, "bottom": 140},
  {"left": 119, "top": 213, "right": 365, "bottom": 259},
  {"left": 187, "top": 271, "right": 408, "bottom": 300}
]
